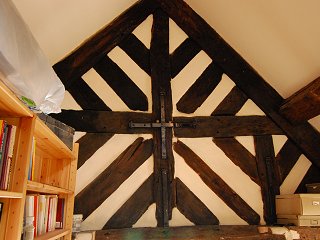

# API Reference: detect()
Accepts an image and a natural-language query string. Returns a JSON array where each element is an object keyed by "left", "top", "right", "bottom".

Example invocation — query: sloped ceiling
[{"left": 12, "top": 0, "right": 320, "bottom": 129}]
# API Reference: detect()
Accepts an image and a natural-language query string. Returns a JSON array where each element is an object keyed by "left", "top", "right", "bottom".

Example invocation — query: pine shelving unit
[{"left": 0, "top": 79, "right": 78, "bottom": 240}]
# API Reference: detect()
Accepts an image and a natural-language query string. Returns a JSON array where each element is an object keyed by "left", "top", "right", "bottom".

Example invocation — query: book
[
  {"left": 44, "top": 195, "right": 50, "bottom": 232},
  {"left": 23, "top": 195, "right": 35, "bottom": 240},
  {"left": 27, "top": 137, "right": 36, "bottom": 181},
  {"left": 0, "top": 122, "right": 8, "bottom": 182},
  {"left": 55, "top": 198, "right": 64, "bottom": 229},
  {"left": 3, "top": 125, "right": 16, "bottom": 190},
  {"left": 0, "top": 120, "right": 5, "bottom": 162},
  {"left": 33, "top": 194, "right": 38, "bottom": 237},
  {"left": 24, "top": 195, "right": 34, "bottom": 218},
  {"left": 37, "top": 195, "right": 46, "bottom": 236},
  {"left": 0, "top": 124, "right": 12, "bottom": 190},
  {"left": 0, "top": 202, "right": 3, "bottom": 221},
  {"left": 51, "top": 196, "right": 58, "bottom": 231}
]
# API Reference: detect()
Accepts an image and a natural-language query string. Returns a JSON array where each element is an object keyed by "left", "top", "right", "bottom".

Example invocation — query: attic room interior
[{"left": 1, "top": 0, "right": 320, "bottom": 239}]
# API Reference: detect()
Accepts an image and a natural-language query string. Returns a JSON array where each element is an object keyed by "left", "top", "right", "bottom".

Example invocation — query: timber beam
[
  {"left": 280, "top": 77, "right": 320, "bottom": 124},
  {"left": 53, "top": 0, "right": 158, "bottom": 86},
  {"left": 155, "top": 0, "right": 320, "bottom": 168}
]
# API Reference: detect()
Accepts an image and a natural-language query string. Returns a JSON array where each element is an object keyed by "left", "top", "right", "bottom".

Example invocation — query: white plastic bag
[{"left": 0, "top": 0, "right": 65, "bottom": 113}]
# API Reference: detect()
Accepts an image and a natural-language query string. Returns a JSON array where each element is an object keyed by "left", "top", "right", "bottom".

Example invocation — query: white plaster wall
[{"left": 11, "top": 0, "right": 316, "bottom": 229}]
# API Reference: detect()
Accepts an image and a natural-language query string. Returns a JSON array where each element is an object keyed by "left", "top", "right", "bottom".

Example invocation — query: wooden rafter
[
  {"left": 150, "top": 9, "right": 174, "bottom": 227},
  {"left": 170, "top": 38, "right": 201, "bottom": 78},
  {"left": 173, "top": 140, "right": 260, "bottom": 224},
  {"left": 280, "top": 77, "right": 320, "bottom": 124},
  {"left": 76, "top": 133, "right": 114, "bottom": 169},
  {"left": 93, "top": 56, "right": 148, "bottom": 111},
  {"left": 52, "top": 110, "right": 282, "bottom": 137},
  {"left": 174, "top": 116, "right": 283, "bottom": 138},
  {"left": 211, "top": 86, "right": 248, "bottom": 116},
  {"left": 53, "top": 0, "right": 158, "bottom": 85},
  {"left": 51, "top": 110, "right": 152, "bottom": 134},
  {"left": 213, "top": 138, "right": 259, "bottom": 185},
  {"left": 103, "top": 174, "right": 154, "bottom": 229},
  {"left": 155, "top": 0, "right": 320, "bottom": 169},
  {"left": 275, "top": 139, "right": 302, "bottom": 184},
  {"left": 118, "top": 33, "right": 151, "bottom": 75},
  {"left": 176, "top": 62, "right": 223, "bottom": 113},
  {"left": 74, "top": 138, "right": 153, "bottom": 219},
  {"left": 254, "top": 135, "right": 279, "bottom": 225},
  {"left": 175, "top": 178, "right": 219, "bottom": 225},
  {"left": 67, "top": 77, "right": 111, "bottom": 111}
]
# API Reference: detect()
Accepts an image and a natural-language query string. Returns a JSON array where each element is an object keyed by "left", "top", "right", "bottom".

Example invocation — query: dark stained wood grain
[
  {"left": 213, "top": 138, "right": 259, "bottom": 184},
  {"left": 254, "top": 135, "right": 279, "bottom": 225},
  {"left": 53, "top": 0, "right": 158, "bottom": 84},
  {"left": 96, "top": 225, "right": 286, "bottom": 240},
  {"left": 170, "top": 38, "right": 201, "bottom": 78},
  {"left": 74, "top": 138, "right": 153, "bottom": 219},
  {"left": 103, "top": 174, "right": 154, "bottom": 229},
  {"left": 51, "top": 110, "right": 152, "bottom": 134},
  {"left": 118, "top": 33, "right": 150, "bottom": 75},
  {"left": 280, "top": 77, "right": 320, "bottom": 124},
  {"left": 295, "top": 165, "right": 320, "bottom": 193},
  {"left": 155, "top": 0, "right": 320, "bottom": 169},
  {"left": 76, "top": 133, "right": 114, "bottom": 169},
  {"left": 212, "top": 86, "right": 248, "bottom": 116},
  {"left": 173, "top": 140, "right": 260, "bottom": 225},
  {"left": 174, "top": 116, "right": 283, "bottom": 138},
  {"left": 287, "top": 226, "right": 320, "bottom": 240},
  {"left": 275, "top": 139, "right": 302, "bottom": 184},
  {"left": 176, "top": 62, "right": 223, "bottom": 113},
  {"left": 150, "top": 9, "right": 174, "bottom": 227},
  {"left": 94, "top": 56, "right": 148, "bottom": 111},
  {"left": 175, "top": 178, "right": 219, "bottom": 225},
  {"left": 68, "top": 77, "right": 111, "bottom": 111}
]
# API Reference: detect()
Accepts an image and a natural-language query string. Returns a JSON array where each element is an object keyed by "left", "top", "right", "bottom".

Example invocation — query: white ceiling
[{"left": 12, "top": 0, "right": 320, "bottom": 99}]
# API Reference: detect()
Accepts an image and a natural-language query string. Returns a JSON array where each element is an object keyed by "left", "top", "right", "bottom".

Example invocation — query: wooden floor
[{"left": 95, "top": 225, "right": 286, "bottom": 240}]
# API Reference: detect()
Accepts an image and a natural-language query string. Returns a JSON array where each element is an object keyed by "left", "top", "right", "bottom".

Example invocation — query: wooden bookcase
[{"left": 0, "top": 79, "right": 78, "bottom": 240}]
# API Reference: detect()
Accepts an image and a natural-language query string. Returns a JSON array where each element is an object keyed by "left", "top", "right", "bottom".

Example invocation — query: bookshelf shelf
[
  {"left": 0, "top": 78, "right": 32, "bottom": 118},
  {"left": 0, "top": 190, "right": 23, "bottom": 199},
  {"left": 34, "top": 228, "right": 71, "bottom": 240},
  {"left": 34, "top": 117, "right": 74, "bottom": 159},
  {"left": 27, "top": 180, "right": 73, "bottom": 195},
  {"left": 0, "top": 78, "right": 78, "bottom": 240}
]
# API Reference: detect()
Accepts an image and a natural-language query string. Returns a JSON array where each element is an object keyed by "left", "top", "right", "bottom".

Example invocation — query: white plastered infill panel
[
  {"left": 309, "top": 115, "right": 320, "bottom": 132},
  {"left": 169, "top": 18, "right": 188, "bottom": 54},
  {"left": 235, "top": 136, "right": 255, "bottom": 156},
  {"left": 237, "top": 99, "right": 265, "bottom": 116},
  {"left": 280, "top": 155, "right": 312, "bottom": 194},
  {"left": 73, "top": 132, "right": 86, "bottom": 143},
  {"left": 132, "top": 15, "right": 153, "bottom": 49},
  {"left": 272, "top": 135, "right": 288, "bottom": 156},
  {"left": 75, "top": 134, "right": 152, "bottom": 195},
  {"left": 169, "top": 208, "right": 194, "bottom": 227},
  {"left": 177, "top": 138, "right": 264, "bottom": 224},
  {"left": 174, "top": 151, "right": 247, "bottom": 225},
  {"left": 133, "top": 203, "right": 157, "bottom": 228},
  {"left": 81, "top": 158, "right": 154, "bottom": 231},
  {"left": 108, "top": 46, "right": 152, "bottom": 112},
  {"left": 61, "top": 90, "right": 82, "bottom": 110},
  {"left": 194, "top": 74, "right": 235, "bottom": 116},
  {"left": 171, "top": 51, "right": 211, "bottom": 116},
  {"left": 82, "top": 68, "right": 129, "bottom": 111}
]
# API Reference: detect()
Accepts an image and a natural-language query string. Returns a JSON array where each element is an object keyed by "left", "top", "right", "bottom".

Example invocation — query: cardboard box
[
  {"left": 276, "top": 194, "right": 320, "bottom": 215},
  {"left": 277, "top": 214, "right": 320, "bottom": 226}
]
